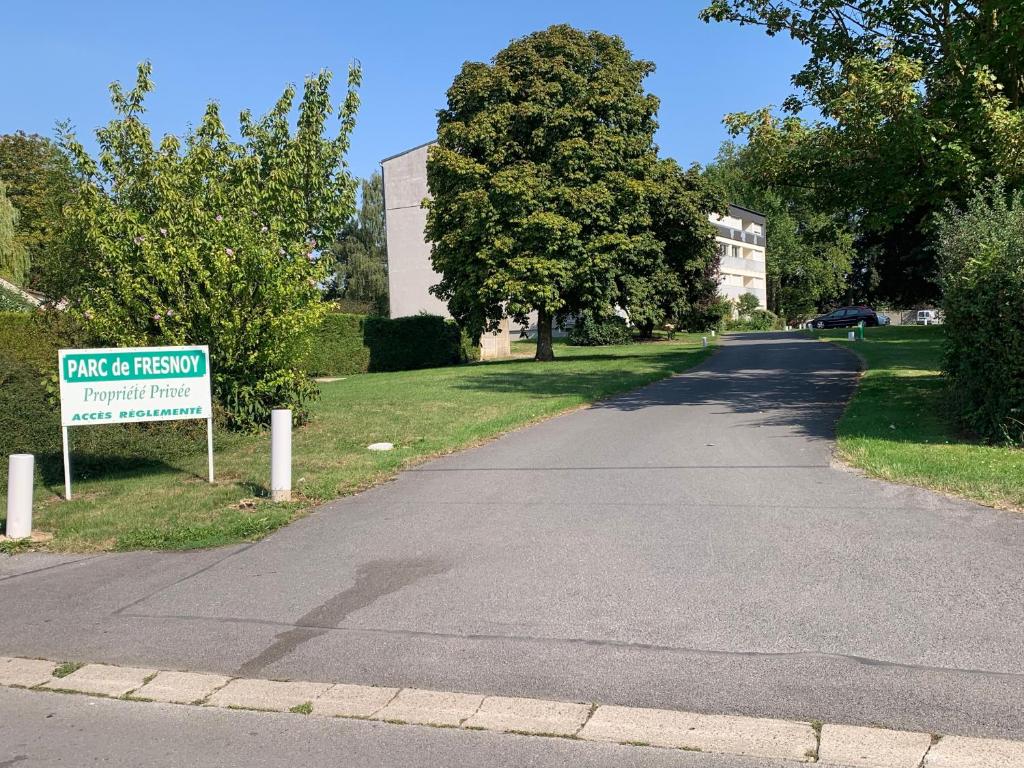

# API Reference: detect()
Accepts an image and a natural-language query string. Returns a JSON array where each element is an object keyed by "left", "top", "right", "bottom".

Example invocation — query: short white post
[
  {"left": 270, "top": 409, "right": 292, "bottom": 503},
  {"left": 701, "top": 336, "right": 708, "bottom": 347},
  {"left": 847, "top": 331, "right": 856, "bottom": 341},
  {"left": 6, "top": 454, "right": 34, "bottom": 539},
  {"left": 710, "top": 330, "right": 716, "bottom": 337}
]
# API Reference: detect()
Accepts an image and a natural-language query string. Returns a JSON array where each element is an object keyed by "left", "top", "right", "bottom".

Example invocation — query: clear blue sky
[{"left": 3, "top": 1, "right": 808, "bottom": 180}]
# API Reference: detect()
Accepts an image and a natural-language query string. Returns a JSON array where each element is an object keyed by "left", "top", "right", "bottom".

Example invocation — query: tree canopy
[
  {"left": 705, "top": 141, "right": 854, "bottom": 321},
  {"left": 0, "top": 180, "right": 29, "bottom": 285},
  {"left": 701, "top": 1, "right": 1024, "bottom": 304},
  {"left": 0, "top": 131, "right": 76, "bottom": 289},
  {"left": 329, "top": 171, "right": 389, "bottom": 315},
  {"left": 426, "top": 24, "right": 718, "bottom": 359},
  {"left": 59, "top": 62, "right": 361, "bottom": 429}
]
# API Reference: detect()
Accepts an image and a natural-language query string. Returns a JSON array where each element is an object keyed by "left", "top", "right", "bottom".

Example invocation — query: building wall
[
  {"left": 382, "top": 143, "right": 450, "bottom": 319},
  {"left": 711, "top": 205, "right": 768, "bottom": 309},
  {"left": 382, "top": 142, "right": 512, "bottom": 359}
]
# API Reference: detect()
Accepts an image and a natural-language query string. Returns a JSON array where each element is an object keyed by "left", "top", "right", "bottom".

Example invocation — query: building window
[
  {"left": 731, "top": 245, "right": 740, "bottom": 259},
  {"left": 716, "top": 242, "right": 727, "bottom": 259}
]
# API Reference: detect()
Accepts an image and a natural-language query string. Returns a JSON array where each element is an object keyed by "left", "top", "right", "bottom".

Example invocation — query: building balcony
[
  {"left": 714, "top": 223, "right": 765, "bottom": 248},
  {"left": 719, "top": 254, "right": 765, "bottom": 275}
]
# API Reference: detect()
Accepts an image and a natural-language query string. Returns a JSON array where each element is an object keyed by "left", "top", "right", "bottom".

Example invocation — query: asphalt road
[{"left": 2, "top": 332, "right": 1022, "bottom": 747}]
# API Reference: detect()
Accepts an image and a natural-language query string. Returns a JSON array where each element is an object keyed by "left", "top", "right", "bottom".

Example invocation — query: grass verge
[
  {"left": 2, "top": 336, "right": 713, "bottom": 552},
  {"left": 809, "top": 325, "right": 1023, "bottom": 509}
]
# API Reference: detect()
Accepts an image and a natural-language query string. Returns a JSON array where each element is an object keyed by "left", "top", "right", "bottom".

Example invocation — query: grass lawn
[
  {"left": 809, "top": 325, "right": 1023, "bottom": 510},
  {"left": 4, "top": 336, "right": 713, "bottom": 553}
]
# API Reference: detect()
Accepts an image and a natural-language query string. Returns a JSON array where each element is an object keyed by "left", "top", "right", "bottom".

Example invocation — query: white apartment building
[
  {"left": 711, "top": 204, "right": 767, "bottom": 308},
  {"left": 382, "top": 143, "right": 767, "bottom": 356}
]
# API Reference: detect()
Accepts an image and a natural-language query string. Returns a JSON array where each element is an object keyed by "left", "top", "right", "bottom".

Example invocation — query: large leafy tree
[
  {"left": 705, "top": 141, "right": 854, "bottom": 321},
  {"left": 701, "top": 1, "right": 1024, "bottom": 304},
  {"left": 624, "top": 158, "right": 723, "bottom": 336},
  {"left": 329, "top": 171, "right": 388, "bottom": 315},
  {"left": 59, "top": 62, "right": 361, "bottom": 429},
  {"left": 426, "top": 24, "right": 666, "bottom": 360},
  {"left": 0, "top": 132, "right": 76, "bottom": 289}
]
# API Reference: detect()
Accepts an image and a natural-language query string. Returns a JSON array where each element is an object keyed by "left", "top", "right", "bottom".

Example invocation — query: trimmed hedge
[
  {"left": 306, "top": 313, "right": 478, "bottom": 376},
  {"left": 939, "top": 182, "right": 1024, "bottom": 444}
]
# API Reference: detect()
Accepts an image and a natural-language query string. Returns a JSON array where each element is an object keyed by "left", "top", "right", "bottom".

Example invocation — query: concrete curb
[{"left": 1, "top": 656, "right": 1021, "bottom": 766}]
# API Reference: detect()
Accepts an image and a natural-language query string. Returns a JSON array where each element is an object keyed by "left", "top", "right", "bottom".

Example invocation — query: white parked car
[{"left": 916, "top": 309, "right": 941, "bottom": 325}]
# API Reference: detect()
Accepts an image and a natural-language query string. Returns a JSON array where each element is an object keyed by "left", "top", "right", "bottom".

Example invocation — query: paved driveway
[{"left": 2, "top": 332, "right": 1022, "bottom": 739}]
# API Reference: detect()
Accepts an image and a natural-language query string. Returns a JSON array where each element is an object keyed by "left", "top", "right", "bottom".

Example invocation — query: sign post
[{"left": 57, "top": 345, "right": 214, "bottom": 499}]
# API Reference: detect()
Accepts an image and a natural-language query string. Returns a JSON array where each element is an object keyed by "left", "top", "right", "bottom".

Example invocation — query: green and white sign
[
  {"left": 57, "top": 345, "right": 214, "bottom": 499},
  {"left": 58, "top": 346, "right": 212, "bottom": 426}
]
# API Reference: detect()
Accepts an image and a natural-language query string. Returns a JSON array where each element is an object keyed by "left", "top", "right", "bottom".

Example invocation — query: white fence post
[
  {"left": 271, "top": 409, "right": 292, "bottom": 502},
  {"left": 6, "top": 454, "right": 34, "bottom": 539}
]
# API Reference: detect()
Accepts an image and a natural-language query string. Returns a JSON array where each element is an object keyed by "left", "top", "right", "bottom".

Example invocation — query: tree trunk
[
  {"left": 638, "top": 320, "right": 655, "bottom": 339},
  {"left": 535, "top": 308, "right": 555, "bottom": 361}
]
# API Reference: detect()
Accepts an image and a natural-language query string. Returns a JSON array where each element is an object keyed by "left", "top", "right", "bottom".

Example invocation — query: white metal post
[
  {"left": 701, "top": 337, "right": 708, "bottom": 347},
  {"left": 6, "top": 454, "right": 34, "bottom": 539},
  {"left": 206, "top": 417, "right": 215, "bottom": 483},
  {"left": 271, "top": 409, "right": 292, "bottom": 502},
  {"left": 61, "top": 426, "right": 72, "bottom": 500}
]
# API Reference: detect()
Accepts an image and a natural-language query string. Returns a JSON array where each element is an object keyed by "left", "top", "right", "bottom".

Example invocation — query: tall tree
[
  {"left": 59, "top": 62, "right": 361, "bottom": 429},
  {"left": 330, "top": 172, "right": 388, "bottom": 315},
  {"left": 623, "top": 158, "right": 723, "bottom": 336},
  {"left": 701, "top": 1, "right": 1024, "bottom": 304},
  {"left": 0, "top": 132, "right": 76, "bottom": 289},
  {"left": 0, "top": 180, "right": 30, "bottom": 285},
  {"left": 426, "top": 24, "right": 664, "bottom": 361},
  {"left": 705, "top": 141, "right": 854, "bottom": 321}
]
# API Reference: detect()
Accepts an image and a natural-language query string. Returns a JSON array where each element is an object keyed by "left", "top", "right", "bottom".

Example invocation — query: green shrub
[
  {"left": 0, "top": 312, "right": 207, "bottom": 493},
  {"left": 679, "top": 295, "right": 732, "bottom": 332},
  {"left": 305, "top": 313, "right": 476, "bottom": 376},
  {"left": 304, "top": 314, "right": 371, "bottom": 376},
  {"left": 363, "top": 314, "right": 475, "bottom": 371},
  {"left": 58, "top": 63, "right": 362, "bottom": 431},
  {"left": 938, "top": 180, "right": 1024, "bottom": 444},
  {"left": 567, "top": 313, "right": 633, "bottom": 346},
  {"left": 726, "top": 308, "right": 780, "bottom": 332}
]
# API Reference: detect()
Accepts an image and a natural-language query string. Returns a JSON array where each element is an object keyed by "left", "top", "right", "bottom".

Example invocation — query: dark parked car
[{"left": 811, "top": 306, "right": 880, "bottom": 329}]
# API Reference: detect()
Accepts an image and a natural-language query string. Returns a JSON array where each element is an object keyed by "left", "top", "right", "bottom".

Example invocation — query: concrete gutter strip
[{"left": 1, "top": 656, "right": 1022, "bottom": 766}]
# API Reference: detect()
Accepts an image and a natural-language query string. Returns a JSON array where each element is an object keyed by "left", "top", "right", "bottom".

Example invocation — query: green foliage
[
  {"left": 304, "top": 313, "right": 370, "bottom": 376},
  {"left": 679, "top": 294, "right": 733, "bottom": 332},
  {"left": 57, "top": 62, "right": 361, "bottom": 430},
  {"left": 567, "top": 312, "right": 633, "bottom": 346},
  {"left": 0, "top": 312, "right": 210, "bottom": 494},
  {"left": 705, "top": 141, "right": 854, "bottom": 322},
  {"left": 363, "top": 315, "right": 477, "bottom": 372},
  {"left": 329, "top": 172, "right": 388, "bottom": 315},
  {"left": 0, "top": 132, "right": 75, "bottom": 290},
  {"left": 0, "top": 180, "right": 29, "bottom": 285},
  {"left": 938, "top": 180, "right": 1024, "bottom": 444},
  {"left": 736, "top": 291, "right": 760, "bottom": 317},
  {"left": 626, "top": 158, "right": 724, "bottom": 336},
  {"left": 701, "top": 1, "right": 1024, "bottom": 305},
  {"left": 726, "top": 308, "right": 781, "bottom": 331},
  {"left": 427, "top": 24, "right": 683, "bottom": 361},
  {"left": 304, "top": 313, "right": 476, "bottom": 377}
]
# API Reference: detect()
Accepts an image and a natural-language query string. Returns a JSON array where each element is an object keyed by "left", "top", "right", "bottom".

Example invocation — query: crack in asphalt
[{"left": 117, "top": 610, "right": 1024, "bottom": 682}]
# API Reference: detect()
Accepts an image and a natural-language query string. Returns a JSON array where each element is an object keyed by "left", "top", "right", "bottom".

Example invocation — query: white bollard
[
  {"left": 701, "top": 336, "right": 708, "bottom": 347},
  {"left": 710, "top": 330, "right": 715, "bottom": 337},
  {"left": 6, "top": 454, "right": 34, "bottom": 539},
  {"left": 270, "top": 409, "right": 292, "bottom": 503},
  {"left": 847, "top": 331, "right": 856, "bottom": 341}
]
